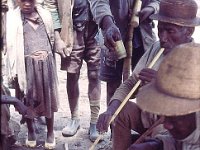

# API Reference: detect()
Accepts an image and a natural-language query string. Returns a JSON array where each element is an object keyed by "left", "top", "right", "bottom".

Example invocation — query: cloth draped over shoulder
[{"left": 6, "top": 6, "right": 54, "bottom": 92}]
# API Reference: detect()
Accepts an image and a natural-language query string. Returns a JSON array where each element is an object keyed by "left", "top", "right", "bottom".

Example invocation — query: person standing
[
  {"left": 89, "top": 0, "right": 159, "bottom": 106},
  {"left": 6, "top": 0, "right": 59, "bottom": 148},
  {"left": 43, "top": 0, "right": 101, "bottom": 142},
  {"left": 92, "top": 0, "right": 200, "bottom": 149}
]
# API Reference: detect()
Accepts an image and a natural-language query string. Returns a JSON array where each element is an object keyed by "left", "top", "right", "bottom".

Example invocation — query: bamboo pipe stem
[{"left": 89, "top": 48, "right": 165, "bottom": 150}]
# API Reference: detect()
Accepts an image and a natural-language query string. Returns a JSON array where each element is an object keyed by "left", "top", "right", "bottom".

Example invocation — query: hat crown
[
  {"left": 150, "top": 0, "right": 200, "bottom": 27},
  {"left": 156, "top": 43, "right": 200, "bottom": 99},
  {"left": 160, "top": 0, "right": 198, "bottom": 20}
]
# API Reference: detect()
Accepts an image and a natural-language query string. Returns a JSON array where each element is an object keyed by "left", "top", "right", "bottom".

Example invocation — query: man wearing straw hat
[
  {"left": 136, "top": 42, "right": 200, "bottom": 150},
  {"left": 95, "top": 0, "right": 200, "bottom": 149}
]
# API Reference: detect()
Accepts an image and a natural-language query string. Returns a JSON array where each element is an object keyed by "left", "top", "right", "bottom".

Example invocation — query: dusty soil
[
  {"left": 7, "top": 3, "right": 200, "bottom": 149},
  {"left": 9, "top": 54, "right": 111, "bottom": 150}
]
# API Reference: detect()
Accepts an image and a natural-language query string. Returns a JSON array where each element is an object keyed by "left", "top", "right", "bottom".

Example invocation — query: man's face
[
  {"left": 163, "top": 113, "right": 196, "bottom": 140},
  {"left": 158, "top": 21, "right": 192, "bottom": 54},
  {"left": 17, "top": 0, "right": 36, "bottom": 14}
]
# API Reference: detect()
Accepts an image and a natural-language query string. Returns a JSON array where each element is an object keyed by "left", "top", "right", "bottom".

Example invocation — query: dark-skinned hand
[
  {"left": 101, "top": 16, "right": 122, "bottom": 51},
  {"left": 96, "top": 100, "right": 121, "bottom": 133},
  {"left": 139, "top": 6, "right": 155, "bottom": 23},
  {"left": 128, "top": 139, "right": 162, "bottom": 150},
  {"left": 138, "top": 68, "right": 157, "bottom": 84}
]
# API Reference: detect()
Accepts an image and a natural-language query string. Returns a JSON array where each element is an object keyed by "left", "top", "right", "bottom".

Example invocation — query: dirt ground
[
  {"left": 9, "top": 54, "right": 111, "bottom": 150},
  {"left": 7, "top": 3, "right": 200, "bottom": 149}
]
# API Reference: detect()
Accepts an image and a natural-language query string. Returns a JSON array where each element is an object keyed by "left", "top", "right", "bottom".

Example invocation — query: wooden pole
[
  {"left": 89, "top": 48, "right": 165, "bottom": 150},
  {"left": 123, "top": 0, "right": 142, "bottom": 81}
]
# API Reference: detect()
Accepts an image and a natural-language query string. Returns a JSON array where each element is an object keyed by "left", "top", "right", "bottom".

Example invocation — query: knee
[
  {"left": 119, "top": 101, "right": 141, "bottom": 119},
  {"left": 88, "top": 70, "right": 99, "bottom": 80}
]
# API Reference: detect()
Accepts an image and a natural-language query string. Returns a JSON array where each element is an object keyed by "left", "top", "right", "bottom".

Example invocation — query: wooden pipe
[{"left": 89, "top": 48, "right": 165, "bottom": 150}]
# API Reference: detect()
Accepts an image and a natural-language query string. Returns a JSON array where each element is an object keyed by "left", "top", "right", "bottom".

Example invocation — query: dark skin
[
  {"left": 16, "top": 0, "right": 55, "bottom": 143},
  {"left": 97, "top": 5, "right": 157, "bottom": 131},
  {"left": 1, "top": 95, "right": 28, "bottom": 116},
  {"left": 163, "top": 113, "right": 196, "bottom": 140},
  {"left": 101, "top": 7, "right": 154, "bottom": 51},
  {"left": 97, "top": 21, "right": 195, "bottom": 149}
]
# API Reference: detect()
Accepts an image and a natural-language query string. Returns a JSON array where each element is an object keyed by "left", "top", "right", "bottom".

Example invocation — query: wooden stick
[
  {"left": 123, "top": 0, "right": 142, "bottom": 81},
  {"left": 134, "top": 116, "right": 164, "bottom": 144},
  {"left": 89, "top": 48, "right": 164, "bottom": 150}
]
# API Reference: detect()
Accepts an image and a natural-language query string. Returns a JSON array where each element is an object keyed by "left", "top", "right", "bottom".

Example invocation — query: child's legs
[
  {"left": 26, "top": 119, "right": 36, "bottom": 140},
  {"left": 45, "top": 113, "right": 54, "bottom": 142}
]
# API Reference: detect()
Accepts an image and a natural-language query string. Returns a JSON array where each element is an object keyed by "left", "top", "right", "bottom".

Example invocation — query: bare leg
[
  {"left": 26, "top": 119, "right": 36, "bottom": 141},
  {"left": 62, "top": 72, "right": 80, "bottom": 137},
  {"left": 88, "top": 70, "right": 101, "bottom": 142},
  {"left": 106, "top": 80, "right": 121, "bottom": 106},
  {"left": 45, "top": 113, "right": 54, "bottom": 143},
  {"left": 67, "top": 72, "right": 80, "bottom": 119}
]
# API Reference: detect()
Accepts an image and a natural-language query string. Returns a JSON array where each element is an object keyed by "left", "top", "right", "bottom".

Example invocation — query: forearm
[
  {"left": 110, "top": 75, "right": 138, "bottom": 103},
  {"left": 1, "top": 95, "right": 17, "bottom": 105},
  {"left": 128, "top": 139, "right": 163, "bottom": 150}
]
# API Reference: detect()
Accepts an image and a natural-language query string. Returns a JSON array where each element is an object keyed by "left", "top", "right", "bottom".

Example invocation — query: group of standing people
[{"left": 1, "top": 0, "right": 200, "bottom": 150}]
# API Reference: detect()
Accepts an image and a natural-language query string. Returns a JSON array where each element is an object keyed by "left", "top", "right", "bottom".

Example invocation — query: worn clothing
[
  {"left": 60, "top": 0, "right": 101, "bottom": 73},
  {"left": 89, "top": 0, "right": 159, "bottom": 81},
  {"left": 113, "top": 101, "right": 167, "bottom": 150},
  {"left": 6, "top": 6, "right": 58, "bottom": 118},
  {"left": 112, "top": 41, "right": 162, "bottom": 129},
  {"left": 61, "top": 20, "right": 101, "bottom": 73},
  {"left": 110, "top": 41, "right": 164, "bottom": 149},
  {"left": 39, "top": 0, "right": 62, "bottom": 30},
  {"left": 111, "top": 41, "right": 162, "bottom": 104},
  {"left": 23, "top": 15, "right": 58, "bottom": 117},
  {"left": 90, "top": 0, "right": 159, "bottom": 52},
  {"left": 6, "top": 6, "right": 54, "bottom": 92}
]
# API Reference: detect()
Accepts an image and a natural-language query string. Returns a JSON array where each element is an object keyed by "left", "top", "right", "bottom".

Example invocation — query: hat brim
[
  {"left": 150, "top": 14, "right": 200, "bottom": 27},
  {"left": 136, "top": 81, "right": 200, "bottom": 116}
]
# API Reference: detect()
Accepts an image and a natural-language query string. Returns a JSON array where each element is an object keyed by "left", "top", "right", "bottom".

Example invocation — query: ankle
[{"left": 28, "top": 131, "right": 36, "bottom": 141}]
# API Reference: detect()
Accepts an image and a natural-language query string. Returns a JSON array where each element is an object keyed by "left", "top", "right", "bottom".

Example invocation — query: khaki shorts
[{"left": 61, "top": 21, "right": 101, "bottom": 73}]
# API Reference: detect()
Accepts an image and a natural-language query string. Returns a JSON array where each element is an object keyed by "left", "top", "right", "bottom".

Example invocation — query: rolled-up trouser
[{"left": 112, "top": 101, "right": 144, "bottom": 150}]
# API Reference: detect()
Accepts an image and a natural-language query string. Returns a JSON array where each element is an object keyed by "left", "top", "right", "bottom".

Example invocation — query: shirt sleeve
[
  {"left": 88, "top": 0, "right": 113, "bottom": 25},
  {"left": 43, "top": 0, "right": 61, "bottom": 30},
  {"left": 110, "top": 41, "right": 161, "bottom": 103},
  {"left": 147, "top": 0, "right": 160, "bottom": 13}
]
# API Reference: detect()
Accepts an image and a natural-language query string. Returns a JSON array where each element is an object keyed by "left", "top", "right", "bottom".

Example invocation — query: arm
[
  {"left": 89, "top": 0, "right": 122, "bottom": 51},
  {"left": 97, "top": 47, "right": 154, "bottom": 132},
  {"left": 128, "top": 139, "right": 163, "bottom": 150},
  {"left": 1, "top": 95, "right": 28, "bottom": 116},
  {"left": 44, "top": 0, "right": 70, "bottom": 57},
  {"left": 139, "top": 0, "right": 160, "bottom": 23}
]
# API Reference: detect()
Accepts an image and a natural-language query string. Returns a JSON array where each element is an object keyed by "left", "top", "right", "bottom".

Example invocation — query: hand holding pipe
[{"left": 89, "top": 48, "right": 165, "bottom": 150}]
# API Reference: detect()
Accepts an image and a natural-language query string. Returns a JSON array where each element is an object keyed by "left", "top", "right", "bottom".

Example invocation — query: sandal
[
  {"left": 44, "top": 137, "right": 56, "bottom": 149},
  {"left": 25, "top": 138, "right": 36, "bottom": 148}
]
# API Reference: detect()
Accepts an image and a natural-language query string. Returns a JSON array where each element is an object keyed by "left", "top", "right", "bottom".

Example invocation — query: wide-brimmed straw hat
[
  {"left": 150, "top": 0, "right": 200, "bottom": 27},
  {"left": 136, "top": 42, "right": 200, "bottom": 116}
]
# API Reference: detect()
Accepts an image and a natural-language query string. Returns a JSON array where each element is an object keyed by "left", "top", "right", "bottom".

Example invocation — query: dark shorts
[
  {"left": 61, "top": 21, "right": 101, "bottom": 73},
  {"left": 100, "top": 45, "right": 144, "bottom": 82}
]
